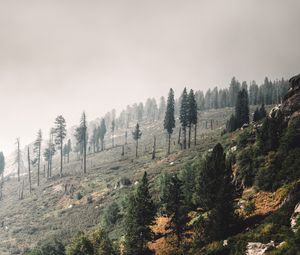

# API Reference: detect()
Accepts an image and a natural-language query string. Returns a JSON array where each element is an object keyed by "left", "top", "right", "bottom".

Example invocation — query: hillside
[
  {"left": 0, "top": 81, "right": 298, "bottom": 255},
  {"left": 0, "top": 106, "right": 236, "bottom": 254}
]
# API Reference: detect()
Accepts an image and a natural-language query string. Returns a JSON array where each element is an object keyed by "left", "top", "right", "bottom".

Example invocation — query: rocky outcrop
[
  {"left": 291, "top": 202, "right": 300, "bottom": 232},
  {"left": 246, "top": 241, "right": 275, "bottom": 255},
  {"left": 279, "top": 74, "right": 300, "bottom": 124}
]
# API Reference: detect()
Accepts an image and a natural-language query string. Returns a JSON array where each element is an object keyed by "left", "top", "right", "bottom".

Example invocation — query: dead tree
[
  {"left": 121, "top": 145, "right": 125, "bottom": 156},
  {"left": 16, "top": 138, "right": 21, "bottom": 182},
  {"left": 19, "top": 179, "right": 24, "bottom": 200},
  {"left": 27, "top": 147, "right": 32, "bottom": 193}
]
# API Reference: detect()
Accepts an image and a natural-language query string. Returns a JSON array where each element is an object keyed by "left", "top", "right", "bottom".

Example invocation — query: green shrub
[
  {"left": 27, "top": 238, "right": 65, "bottom": 255},
  {"left": 244, "top": 201, "right": 256, "bottom": 216},
  {"left": 66, "top": 232, "right": 93, "bottom": 255},
  {"left": 102, "top": 202, "right": 121, "bottom": 229}
]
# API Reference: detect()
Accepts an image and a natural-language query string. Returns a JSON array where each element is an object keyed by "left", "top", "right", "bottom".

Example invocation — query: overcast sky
[{"left": 0, "top": 0, "right": 300, "bottom": 155}]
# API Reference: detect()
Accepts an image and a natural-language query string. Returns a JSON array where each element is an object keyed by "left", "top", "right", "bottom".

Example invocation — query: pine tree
[
  {"left": 164, "top": 88, "right": 175, "bottom": 155},
  {"left": 180, "top": 88, "right": 189, "bottom": 149},
  {"left": 33, "top": 129, "right": 42, "bottom": 186},
  {"left": 90, "top": 227, "right": 116, "bottom": 255},
  {"left": 54, "top": 115, "right": 67, "bottom": 177},
  {"left": 253, "top": 108, "right": 260, "bottom": 122},
  {"left": 44, "top": 129, "right": 55, "bottom": 178},
  {"left": 123, "top": 172, "right": 156, "bottom": 255},
  {"left": 187, "top": 89, "right": 198, "bottom": 147},
  {"left": 111, "top": 119, "right": 115, "bottom": 148},
  {"left": 75, "top": 112, "right": 87, "bottom": 173},
  {"left": 259, "top": 104, "right": 267, "bottom": 119},
  {"left": 193, "top": 143, "right": 234, "bottom": 241},
  {"left": 158, "top": 96, "right": 166, "bottom": 120},
  {"left": 162, "top": 174, "right": 188, "bottom": 247},
  {"left": 67, "top": 139, "right": 72, "bottom": 163},
  {"left": 235, "top": 88, "right": 249, "bottom": 129},
  {"left": 226, "top": 114, "right": 236, "bottom": 132},
  {"left": 132, "top": 123, "right": 142, "bottom": 158},
  {"left": 99, "top": 119, "right": 107, "bottom": 151}
]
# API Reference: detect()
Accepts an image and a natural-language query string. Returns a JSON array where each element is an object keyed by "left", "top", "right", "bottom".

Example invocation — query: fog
[{"left": 0, "top": 0, "right": 300, "bottom": 154}]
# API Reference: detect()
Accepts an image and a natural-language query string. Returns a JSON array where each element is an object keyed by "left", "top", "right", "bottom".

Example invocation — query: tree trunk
[
  {"left": 194, "top": 123, "right": 197, "bottom": 146},
  {"left": 17, "top": 140, "right": 20, "bottom": 182},
  {"left": 101, "top": 139, "right": 104, "bottom": 151},
  {"left": 60, "top": 140, "right": 63, "bottom": 178},
  {"left": 83, "top": 135, "right": 87, "bottom": 173},
  {"left": 188, "top": 125, "right": 191, "bottom": 148},
  {"left": 183, "top": 127, "right": 187, "bottom": 149},
  {"left": 152, "top": 136, "right": 156, "bottom": 160},
  {"left": 168, "top": 133, "right": 171, "bottom": 155},
  {"left": 177, "top": 127, "right": 181, "bottom": 145},
  {"left": 211, "top": 119, "right": 213, "bottom": 130},
  {"left": 136, "top": 140, "right": 138, "bottom": 158},
  {"left": 37, "top": 144, "right": 41, "bottom": 186},
  {"left": 27, "top": 148, "right": 32, "bottom": 194},
  {"left": 121, "top": 145, "right": 124, "bottom": 156},
  {"left": 67, "top": 151, "right": 70, "bottom": 163}
]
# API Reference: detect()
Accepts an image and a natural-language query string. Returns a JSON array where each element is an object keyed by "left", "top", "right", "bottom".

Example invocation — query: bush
[
  {"left": 102, "top": 202, "right": 121, "bottom": 229},
  {"left": 27, "top": 238, "right": 65, "bottom": 255},
  {"left": 89, "top": 227, "right": 116, "bottom": 255},
  {"left": 244, "top": 201, "right": 256, "bottom": 216},
  {"left": 236, "top": 146, "right": 255, "bottom": 187},
  {"left": 66, "top": 232, "right": 93, "bottom": 255}
]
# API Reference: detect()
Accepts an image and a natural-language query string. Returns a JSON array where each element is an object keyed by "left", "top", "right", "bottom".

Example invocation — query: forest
[{"left": 0, "top": 75, "right": 299, "bottom": 255}]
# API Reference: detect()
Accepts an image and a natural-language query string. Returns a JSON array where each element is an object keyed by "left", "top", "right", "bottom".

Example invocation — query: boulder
[{"left": 246, "top": 241, "right": 274, "bottom": 255}]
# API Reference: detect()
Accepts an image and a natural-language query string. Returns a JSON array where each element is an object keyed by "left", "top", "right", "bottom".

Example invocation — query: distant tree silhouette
[
  {"left": 132, "top": 123, "right": 142, "bottom": 158},
  {"left": 54, "top": 115, "right": 67, "bottom": 177}
]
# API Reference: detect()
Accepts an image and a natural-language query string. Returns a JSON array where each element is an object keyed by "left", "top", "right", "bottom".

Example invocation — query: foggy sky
[{"left": 0, "top": 0, "right": 300, "bottom": 155}]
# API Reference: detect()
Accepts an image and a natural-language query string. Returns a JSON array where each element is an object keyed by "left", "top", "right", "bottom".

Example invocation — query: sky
[{"left": 0, "top": 0, "right": 300, "bottom": 155}]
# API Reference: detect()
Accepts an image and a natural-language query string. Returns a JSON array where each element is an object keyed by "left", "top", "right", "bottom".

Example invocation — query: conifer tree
[
  {"left": 33, "top": 129, "right": 42, "bottom": 186},
  {"left": 187, "top": 89, "right": 198, "bottom": 147},
  {"left": 235, "top": 88, "right": 249, "bottom": 128},
  {"left": 75, "top": 112, "right": 87, "bottom": 173},
  {"left": 179, "top": 88, "right": 189, "bottom": 149},
  {"left": 158, "top": 96, "right": 166, "bottom": 120},
  {"left": 162, "top": 174, "right": 188, "bottom": 247},
  {"left": 132, "top": 123, "right": 142, "bottom": 158},
  {"left": 164, "top": 88, "right": 175, "bottom": 155},
  {"left": 54, "top": 115, "right": 67, "bottom": 177},
  {"left": 123, "top": 172, "right": 156, "bottom": 255},
  {"left": 253, "top": 108, "right": 260, "bottom": 122},
  {"left": 259, "top": 103, "right": 267, "bottom": 119},
  {"left": 44, "top": 129, "right": 55, "bottom": 177},
  {"left": 98, "top": 119, "right": 107, "bottom": 151},
  {"left": 67, "top": 139, "right": 72, "bottom": 163},
  {"left": 193, "top": 143, "right": 234, "bottom": 241},
  {"left": 111, "top": 119, "right": 115, "bottom": 148}
]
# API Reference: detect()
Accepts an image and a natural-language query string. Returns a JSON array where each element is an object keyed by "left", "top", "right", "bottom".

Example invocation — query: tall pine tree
[
  {"left": 123, "top": 172, "right": 156, "bottom": 255},
  {"left": 187, "top": 89, "right": 198, "bottom": 147},
  {"left": 132, "top": 123, "right": 142, "bottom": 158},
  {"left": 54, "top": 115, "right": 67, "bottom": 177},
  {"left": 179, "top": 88, "right": 189, "bottom": 149},
  {"left": 164, "top": 88, "right": 175, "bottom": 155}
]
